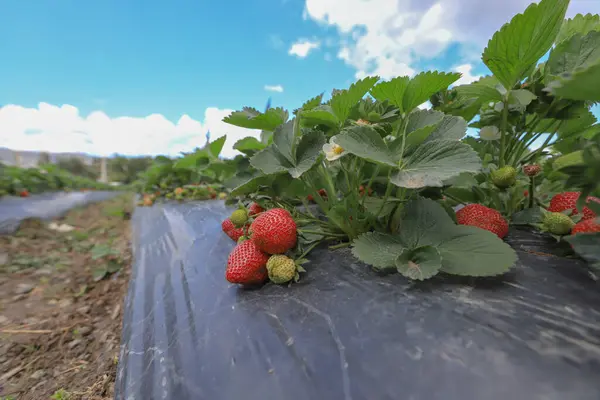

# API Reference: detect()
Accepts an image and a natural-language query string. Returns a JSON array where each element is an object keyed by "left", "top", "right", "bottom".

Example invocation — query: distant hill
[{"left": 0, "top": 147, "right": 96, "bottom": 168}]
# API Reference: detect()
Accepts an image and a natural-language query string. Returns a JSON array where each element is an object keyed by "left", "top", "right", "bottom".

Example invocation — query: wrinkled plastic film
[
  {"left": 116, "top": 200, "right": 600, "bottom": 400},
  {"left": 0, "top": 191, "right": 120, "bottom": 235}
]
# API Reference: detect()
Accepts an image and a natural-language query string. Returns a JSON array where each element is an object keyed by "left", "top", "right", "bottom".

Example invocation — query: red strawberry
[
  {"left": 523, "top": 190, "right": 529, "bottom": 198},
  {"left": 19, "top": 190, "right": 29, "bottom": 198},
  {"left": 221, "top": 218, "right": 245, "bottom": 242},
  {"left": 548, "top": 192, "right": 600, "bottom": 220},
  {"left": 456, "top": 204, "right": 509, "bottom": 239},
  {"left": 307, "top": 189, "right": 327, "bottom": 203},
  {"left": 248, "top": 202, "right": 265, "bottom": 216},
  {"left": 571, "top": 219, "right": 600, "bottom": 235},
  {"left": 359, "top": 185, "right": 373, "bottom": 197},
  {"left": 523, "top": 164, "right": 541, "bottom": 177},
  {"left": 225, "top": 240, "right": 269, "bottom": 285},
  {"left": 250, "top": 208, "right": 297, "bottom": 254}
]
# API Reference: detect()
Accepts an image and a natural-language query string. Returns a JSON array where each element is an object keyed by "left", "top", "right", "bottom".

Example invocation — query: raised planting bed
[
  {"left": 0, "top": 191, "right": 122, "bottom": 235},
  {"left": 115, "top": 200, "right": 600, "bottom": 400}
]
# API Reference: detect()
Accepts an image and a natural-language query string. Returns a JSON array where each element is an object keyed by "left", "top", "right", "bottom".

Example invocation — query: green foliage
[
  {"left": 482, "top": 0, "right": 569, "bottom": 89},
  {"left": 352, "top": 198, "right": 517, "bottom": 280}
]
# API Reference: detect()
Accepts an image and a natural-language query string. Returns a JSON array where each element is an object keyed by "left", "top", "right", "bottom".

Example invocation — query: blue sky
[{"left": 0, "top": 0, "right": 598, "bottom": 157}]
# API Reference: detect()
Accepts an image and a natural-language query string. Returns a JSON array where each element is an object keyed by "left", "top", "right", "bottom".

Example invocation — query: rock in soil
[{"left": 15, "top": 283, "right": 35, "bottom": 294}]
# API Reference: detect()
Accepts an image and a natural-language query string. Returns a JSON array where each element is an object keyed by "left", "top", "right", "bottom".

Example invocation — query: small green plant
[{"left": 50, "top": 389, "right": 72, "bottom": 400}]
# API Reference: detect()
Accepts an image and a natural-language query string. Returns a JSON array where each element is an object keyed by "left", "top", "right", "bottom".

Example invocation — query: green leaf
[
  {"left": 564, "top": 232, "right": 600, "bottom": 270},
  {"left": 233, "top": 137, "right": 266, "bottom": 155},
  {"left": 351, "top": 232, "right": 406, "bottom": 270},
  {"left": 556, "top": 13, "right": 600, "bottom": 44},
  {"left": 250, "top": 146, "right": 292, "bottom": 175},
  {"left": 330, "top": 76, "right": 379, "bottom": 123},
  {"left": 391, "top": 141, "right": 481, "bottom": 189},
  {"left": 301, "top": 106, "right": 340, "bottom": 128},
  {"left": 546, "top": 30, "right": 600, "bottom": 79},
  {"left": 223, "top": 107, "right": 288, "bottom": 131},
  {"left": 370, "top": 77, "right": 410, "bottom": 111},
  {"left": 547, "top": 58, "right": 600, "bottom": 101},
  {"left": 300, "top": 93, "right": 324, "bottom": 111},
  {"left": 424, "top": 115, "right": 468, "bottom": 142},
  {"left": 404, "top": 109, "right": 444, "bottom": 147},
  {"left": 363, "top": 196, "right": 402, "bottom": 219},
  {"left": 229, "top": 173, "right": 275, "bottom": 196},
  {"left": 209, "top": 136, "right": 227, "bottom": 158},
  {"left": 290, "top": 130, "right": 326, "bottom": 178},
  {"left": 508, "top": 89, "right": 537, "bottom": 107},
  {"left": 453, "top": 76, "right": 503, "bottom": 103},
  {"left": 511, "top": 206, "right": 545, "bottom": 225},
  {"left": 438, "top": 226, "right": 518, "bottom": 276},
  {"left": 395, "top": 246, "right": 442, "bottom": 281},
  {"left": 482, "top": 0, "right": 569, "bottom": 89},
  {"left": 403, "top": 71, "right": 461, "bottom": 112},
  {"left": 174, "top": 149, "right": 210, "bottom": 169},
  {"left": 398, "top": 197, "right": 457, "bottom": 249},
  {"left": 334, "top": 126, "right": 397, "bottom": 166},
  {"left": 273, "top": 121, "right": 296, "bottom": 164}
]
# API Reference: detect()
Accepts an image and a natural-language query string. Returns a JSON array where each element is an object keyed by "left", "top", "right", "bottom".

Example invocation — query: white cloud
[
  {"left": 0, "top": 103, "right": 259, "bottom": 159},
  {"left": 264, "top": 84, "right": 284, "bottom": 93},
  {"left": 452, "top": 64, "right": 481, "bottom": 87},
  {"left": 288, "top": 39, "right": 320, "bottom": 58},
  {"left": 302, "top": 0, "right": 599, "bottom": 78}
]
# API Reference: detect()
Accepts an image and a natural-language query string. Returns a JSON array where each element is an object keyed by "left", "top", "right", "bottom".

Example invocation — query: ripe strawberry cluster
[
  {"left": 456, "top": 191, "right": 600, "bottom": 238},
  {"left": 221, "top": 204, "right": 303, "bottom": 286}
]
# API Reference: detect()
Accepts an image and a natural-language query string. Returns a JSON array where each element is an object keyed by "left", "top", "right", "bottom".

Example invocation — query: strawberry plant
[
  {"left": 134, "top": 135, "right": 237, "bottom": 205},
  {"left": 434, "top": 1, "right": 599, "bottom": 224},
  {"left": 214, "top": 0, "right": 600, "bottom": 285}
]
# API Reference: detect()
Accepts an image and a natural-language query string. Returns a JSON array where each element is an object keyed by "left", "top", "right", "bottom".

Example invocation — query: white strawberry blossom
[
  {"left": 480, "top": 125, "right": 501, "bottom": 141},
  {"left": 323, "top": 137, "right": 347, "bottom": 161}
]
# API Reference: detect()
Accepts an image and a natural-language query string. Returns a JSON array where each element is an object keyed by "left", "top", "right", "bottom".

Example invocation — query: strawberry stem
[{"left": 329, "top": 242, "right": 351, "bottom": 250}]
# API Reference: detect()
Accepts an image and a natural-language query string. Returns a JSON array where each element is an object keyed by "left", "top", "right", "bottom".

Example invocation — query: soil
[{"left": 0, "top": 194, "right": 134, "bottom": 400}]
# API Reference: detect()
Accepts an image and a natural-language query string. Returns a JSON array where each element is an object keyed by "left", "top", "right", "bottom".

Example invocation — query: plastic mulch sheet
[
  {"left": 0, "top": 191, "right": 121, "bottom": 235},
  {"left": 116, "top": 200, "right": 600, "bottom": 400}
]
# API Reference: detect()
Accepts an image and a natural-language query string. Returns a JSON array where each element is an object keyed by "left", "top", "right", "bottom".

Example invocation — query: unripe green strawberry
[
  {"left": 230, "top": 209, "right": 249, "bottom": 228},
  {"left": 266, "top": 255, "right": 297, "bottom": 284},
  {"left": 543, "top": 212, "right": 575, "bottom": 235},
  {"left": 491, "top": 166, "right": 517, "bottom": 189},
  {"left": 367, "top": 111, "right": 381, "bottom": 122}
]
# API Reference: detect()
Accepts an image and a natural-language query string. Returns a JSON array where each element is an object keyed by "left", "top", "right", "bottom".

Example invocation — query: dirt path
[{"left": 0, "top": 194, "right": 134, "bottom": 400}]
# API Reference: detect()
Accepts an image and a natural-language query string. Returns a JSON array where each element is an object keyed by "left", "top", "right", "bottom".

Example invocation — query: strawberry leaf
[
  {"left": 564, "top": 233, "right": 600, "bottom": 271},
  {"left": 209, "top": 135, "right": 227, "bottom": 158},
  {"left": 233, "top": 137, "right": 266, "bottom": 156},
  {"left": 250, "top": 130, "right": 325, "bottom": 179},
  {"left": 453, "top": 76, "right": 504, "bottom": 104},
  {"left": 438, "top": 226, "right": 517, "bottom": 277},
  {"left": 395, "top": 246, "right": 442, "bottom": 281},
  {"left": 404, "top": 109, "right": 444, "bottom": 148},
  {"left": 511, "top": 206, "right": 545, "bottom": 226},
  {"left": 397, "top": 197, "right": 457, "bottom": 249},
  {"left": 391, "top": 140, "right": 481, "bottom": 189},
  {"left": 223, "top": 107, "right": 288, "bottom": 131},
  {"left": 402, "top": 71, "right": 461, "bottom": 113},
  {"left": 301, "top": 106, "right": 340, "bottom": 129},
  {"left": 330, "top": 76, "right": 379, "bottom": 124},
  {"left": 482, "top": 0, "right": 569, "bottom": 90},
  {"left": 273, "top": 121, "right": 296, "bottom": 164},
  {"left": 556, "top": 13, "right": 600, "bottom": 45},
  {"left": 424, "top": 115, "right": 468, "bottom": 143},
  {"left": 351, "top": 232, "right": 406, "bottom": 271},
  {"left": 334, "top": 125, "right": 397, "bottom": 166},
  {"left": 546, "top": 59, "right": 600, "bottom": 101},
  {"left": 299, "top": 93, "right": 324, "bottom": 112},
  {"left": 370, "top": 77, "right": 410, "bottom": 112},
  {"left": 546, "top": 31, "right": 600, "bottom": 80},
  {"left": 230, "top": 173, "right": 277, "bottom": 197}
]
